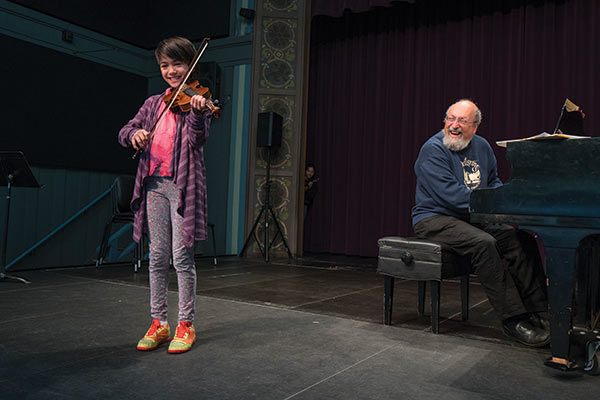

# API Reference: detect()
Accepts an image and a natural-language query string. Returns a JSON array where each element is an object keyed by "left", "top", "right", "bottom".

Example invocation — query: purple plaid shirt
[{"left": 118, "top": 92, "right": 211, "bottom": 246}]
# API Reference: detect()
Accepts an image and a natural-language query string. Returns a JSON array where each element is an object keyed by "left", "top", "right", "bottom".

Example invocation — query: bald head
[
  {"left": 446, "top": 100, "right": 482, "bottom": 124},
  {"left": 442, "top": 99, "right": 482, "bottom": 151}
]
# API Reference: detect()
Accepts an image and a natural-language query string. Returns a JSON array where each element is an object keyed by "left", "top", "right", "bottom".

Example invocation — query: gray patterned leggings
[{"left": 146, "top": 176, "right": 196, "bottom": 323}]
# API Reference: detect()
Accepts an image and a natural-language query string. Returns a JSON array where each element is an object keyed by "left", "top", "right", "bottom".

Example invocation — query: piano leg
[
  {"left": 527, "top": 226, "right": 600, "bottom": 373},
  {"left": 583, "top": 339, "right": 600, "bottom": 375},
  {"left": 544, "top": 247, "right": 577, "bottom": 370}
]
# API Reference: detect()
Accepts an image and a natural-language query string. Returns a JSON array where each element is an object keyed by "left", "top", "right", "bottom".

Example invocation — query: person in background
[{"left": 304, "top": 163, "right": 319, "bottom": 219}]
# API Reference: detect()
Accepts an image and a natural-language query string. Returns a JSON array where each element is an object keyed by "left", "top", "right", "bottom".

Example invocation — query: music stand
[
  {"left": 553, "top": 98, "right": 585, "bottom": 135},
  {"left": 1, "top": 152, "right": 41, "bottom": 284}
]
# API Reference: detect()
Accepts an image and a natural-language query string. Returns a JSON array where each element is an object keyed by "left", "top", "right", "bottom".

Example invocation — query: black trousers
[{"left": 414, "top": 215, "right": 548, "bottom": 321}]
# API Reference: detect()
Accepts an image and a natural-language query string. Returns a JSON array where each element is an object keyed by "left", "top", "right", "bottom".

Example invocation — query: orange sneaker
[
  {"left": 168, "top": 321, "right": 196, "bottom": 354},
  {"left": 137, "top": 319, "right": 170, "bottom": 351}
]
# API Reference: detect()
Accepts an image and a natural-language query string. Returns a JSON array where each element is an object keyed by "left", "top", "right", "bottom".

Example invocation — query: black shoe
[
  {"left": 503, "top": 319, "right": 551, "bottom": 347},
  {"left": 528, "top": 312, "right": 550, "bottom": 332}
]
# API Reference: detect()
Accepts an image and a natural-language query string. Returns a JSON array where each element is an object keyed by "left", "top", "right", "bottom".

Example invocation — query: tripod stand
[
  {"left": 240, "top": 147, "right": 292, "bottom": 262},
  {"left": 1, "top": 152, "right": 41, "bottom": 284}
]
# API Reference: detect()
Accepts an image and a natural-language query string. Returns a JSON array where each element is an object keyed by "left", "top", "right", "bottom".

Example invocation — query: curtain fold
[
  {"left": 311, "top": 0, "right": 414, "bottom": 18},
  {"left": 304, "top": 0, "right": 600, "bottom": 257}
]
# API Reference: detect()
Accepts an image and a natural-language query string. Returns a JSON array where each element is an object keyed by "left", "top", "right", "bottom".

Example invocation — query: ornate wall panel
[
  {"left": 260, "top": 18, "right": 297, "bottom": 90},
  {"left": 244, "top": 0, "right": 309, "bottom": 257}
]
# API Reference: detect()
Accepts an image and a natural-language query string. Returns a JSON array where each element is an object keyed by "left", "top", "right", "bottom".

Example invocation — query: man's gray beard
[{"left": 443, "top": 134, "right": 470, "bottom": 151}]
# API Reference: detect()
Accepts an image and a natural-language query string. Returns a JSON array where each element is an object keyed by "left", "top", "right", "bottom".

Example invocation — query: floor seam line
[
  {"left": 1, "top": 311, "right": 71, "bottom": 325},
  {"left": 196, "top": 273, "right": 327, "bottom": 292},
  {"left": 0, "top": 281, "right": 90, "bottom": 294},
  {"left": 30, "top": 276, "right": 375, "bottom": 325},
  {"left": 282, "top": 344, "right": 397, "bottom": 400},
  {"left": 290, "top": 286, "right": 381, "bottom": 309},
  {"left": 440, "top": 298, "right": 490, "bottom": 325}
]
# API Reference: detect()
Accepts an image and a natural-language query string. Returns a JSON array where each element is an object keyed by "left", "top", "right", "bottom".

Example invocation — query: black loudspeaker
[
  {"left": 195, "top": 62, "right": 221, "bottom": 101},
  {"left": 257, "top": 112, "right": 283, "bottom": 148},
  {"left": 239, "top": 7, "right": 255, "bottom": 20}
]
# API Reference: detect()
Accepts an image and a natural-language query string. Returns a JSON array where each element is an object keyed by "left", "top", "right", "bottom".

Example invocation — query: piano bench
[{"left": 377, "top": 236, "right": 471, "bottom": 334}]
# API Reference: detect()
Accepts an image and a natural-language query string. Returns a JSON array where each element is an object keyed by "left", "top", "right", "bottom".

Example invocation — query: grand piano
[{"left": 470, "top": 137, "right": 600, "bottom": 373}]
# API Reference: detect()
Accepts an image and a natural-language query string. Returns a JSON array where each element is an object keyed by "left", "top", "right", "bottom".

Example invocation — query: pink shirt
[{"left": 149, "top": 95, "right": 177, "bottom": 176}]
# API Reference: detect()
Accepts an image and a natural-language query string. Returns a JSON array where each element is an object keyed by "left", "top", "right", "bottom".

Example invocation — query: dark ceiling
[{"left": 9, "top": 0, "right": 231, "bottom": 49}]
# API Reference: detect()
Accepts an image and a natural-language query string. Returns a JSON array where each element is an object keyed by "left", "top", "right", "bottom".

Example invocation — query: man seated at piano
[{"left": 411, "top": 99, "right": 551, "bottom": 347}]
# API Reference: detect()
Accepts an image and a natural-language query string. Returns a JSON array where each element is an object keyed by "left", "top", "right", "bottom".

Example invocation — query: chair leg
[
  {"left": 134, "top": 237, "right": 143, "bottom": 273},
  {"left": 210, "top": 223, "right": 217, "bottom": 265},
  {"left": 460, "top": 275, "right": 470, "bottom": 322},
  {"left": 96, "top": 221, "right": 112, "bottom": 267},
  {"left": 384, "top": 275, "right": 395, "bottom": 325},
  {"left": 418, "top": 281, "right": 426, "bottom": 315},
  {"left": 133, "top": 240, "right": 138, "bottom": 272},
  {"left": 430, "top": 280, "right": 441, "bottom": 334}
]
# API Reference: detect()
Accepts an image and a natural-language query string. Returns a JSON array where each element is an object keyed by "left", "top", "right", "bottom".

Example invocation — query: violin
[
  {"left": 162, "top": 80, "right": 221, "bottom": 118},
  {"left": 304, "top": 177, "right": 320, "bottom": 190}
]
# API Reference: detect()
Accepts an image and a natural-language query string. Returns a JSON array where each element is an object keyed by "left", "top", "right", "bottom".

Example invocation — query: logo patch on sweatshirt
[{"left": 461, "top": 157, "right": 481, "bottom": 190}]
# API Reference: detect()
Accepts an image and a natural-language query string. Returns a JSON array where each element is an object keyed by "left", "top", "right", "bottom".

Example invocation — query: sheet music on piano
[
  {"left": 496, "top": 98, "right": 589, "bottom": 148},
  {"left": 496, "top": 131, "right": 590, "bottom": 148}
]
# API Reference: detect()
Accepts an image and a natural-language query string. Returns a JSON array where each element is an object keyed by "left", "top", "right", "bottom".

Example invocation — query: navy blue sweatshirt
[{"left": 412, "top": 130, "right": 502, "bottom": 226}]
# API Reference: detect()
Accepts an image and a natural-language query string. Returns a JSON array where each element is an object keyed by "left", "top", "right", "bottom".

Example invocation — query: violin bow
[{"left": 132, "top": 37, "right": 211, "bottom": 159}]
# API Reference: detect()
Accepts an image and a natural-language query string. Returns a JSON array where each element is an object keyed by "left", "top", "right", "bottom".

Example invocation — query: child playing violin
[{"left": 118, "top": 36, "right": 212, "bottom": 354}]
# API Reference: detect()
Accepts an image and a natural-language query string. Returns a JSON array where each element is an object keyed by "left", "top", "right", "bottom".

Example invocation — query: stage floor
[{"left": 1, "top": 256, "right": 596, "bottom": 399}]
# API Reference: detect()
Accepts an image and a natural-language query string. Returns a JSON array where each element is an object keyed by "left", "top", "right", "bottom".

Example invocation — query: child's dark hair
[
  {"left": 306, "top": 163, "right": 316, "bottom": 172},
  {"left": 155, "top": 37, "right": 196, "bottom": 66}
]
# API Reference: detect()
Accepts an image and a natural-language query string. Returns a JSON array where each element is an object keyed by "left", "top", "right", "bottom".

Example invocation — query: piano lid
[{"left": 470, "top": 137, "right": 600, "bottom": 218}]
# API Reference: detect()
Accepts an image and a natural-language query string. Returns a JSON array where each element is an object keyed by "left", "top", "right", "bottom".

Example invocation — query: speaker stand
[{"left": 240, "top": 147, "right": 292, "bottom": 262}]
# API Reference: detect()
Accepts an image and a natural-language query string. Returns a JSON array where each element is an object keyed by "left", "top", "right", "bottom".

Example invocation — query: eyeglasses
[{"left": 445, "top": 116, "right": 477, "bottom": 125}]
